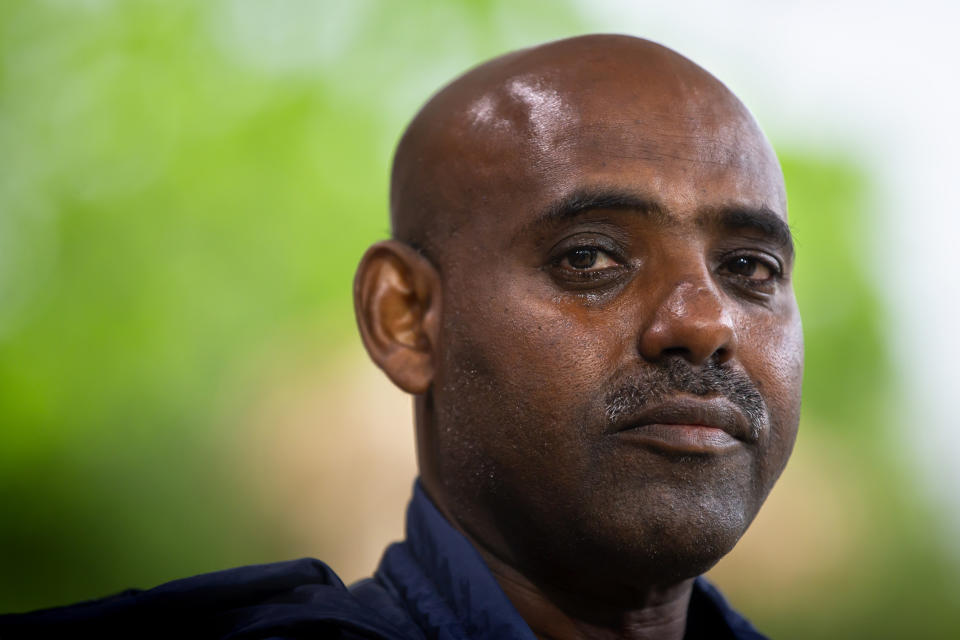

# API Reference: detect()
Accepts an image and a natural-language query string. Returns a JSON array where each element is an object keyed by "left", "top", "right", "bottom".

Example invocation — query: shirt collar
[{"left": 378, "top": 481, "right": 537, "bottom": 640}]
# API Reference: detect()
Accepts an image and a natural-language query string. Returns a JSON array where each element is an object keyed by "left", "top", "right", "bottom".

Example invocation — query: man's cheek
[
  {"left": 736, "top": 314, "right": 803, "bottom": 466},
  {"left": 488, "top": 296, "right": 619, "bottom": 395},
  {"left": 756, "top": 317, "right": 804, "bottom": 412}
]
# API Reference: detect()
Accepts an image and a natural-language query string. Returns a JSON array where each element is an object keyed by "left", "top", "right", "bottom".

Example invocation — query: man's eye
[
  {"left": 560, "top": 247, "right": 618, "bottom": 271},
  {"left": 720, "top": 255, "right": 778, "bottom": 281}
]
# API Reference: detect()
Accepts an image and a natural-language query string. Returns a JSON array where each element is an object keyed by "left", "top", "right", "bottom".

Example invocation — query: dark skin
[{"left": 355, "top": 35, "right": 803, "bottom": 640}]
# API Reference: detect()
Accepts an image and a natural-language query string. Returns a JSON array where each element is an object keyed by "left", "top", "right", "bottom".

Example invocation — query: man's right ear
[{"left": 353, "top": 240, "right": 441, "bottom": 395}]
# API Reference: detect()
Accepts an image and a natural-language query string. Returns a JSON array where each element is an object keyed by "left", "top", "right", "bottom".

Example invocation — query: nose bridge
[{"left": 637, "top": 262, "right": 736, "bottom": 365}]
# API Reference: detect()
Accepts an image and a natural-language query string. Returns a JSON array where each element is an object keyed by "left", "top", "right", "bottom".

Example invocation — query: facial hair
[{"left": 603, "top": 358, "right": 768, "bottom": 440}]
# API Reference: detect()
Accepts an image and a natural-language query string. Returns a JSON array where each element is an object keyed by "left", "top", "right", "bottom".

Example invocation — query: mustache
[{"left": 604, "top": 359, "right": 768, "bottom": 437}]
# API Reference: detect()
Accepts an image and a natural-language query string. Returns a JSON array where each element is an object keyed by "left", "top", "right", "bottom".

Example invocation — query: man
[{"left": 1, "top": 34, "right": 801, "bottom": 639}]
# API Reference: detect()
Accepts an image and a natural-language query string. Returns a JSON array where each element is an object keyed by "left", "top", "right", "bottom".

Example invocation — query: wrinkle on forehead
[
  {"left": 563, "top": 121, "right": 741, "bottom": 167},
  {"left": 563, "top": 116, "right": 781, "bottom": 179}
]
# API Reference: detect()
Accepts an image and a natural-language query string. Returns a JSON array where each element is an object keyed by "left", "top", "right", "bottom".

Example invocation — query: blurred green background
[{"left": 1, "top": 1, "right": 957, "bottom": 637}]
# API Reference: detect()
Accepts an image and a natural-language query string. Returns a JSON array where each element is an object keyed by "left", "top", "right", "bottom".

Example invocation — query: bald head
[{"left": 390, "top": 34, "right": 784, "bottom": 261}]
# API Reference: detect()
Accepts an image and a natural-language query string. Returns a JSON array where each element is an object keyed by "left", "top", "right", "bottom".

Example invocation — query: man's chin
[
  {"left": 522, "top": 496, "right": 755, "bottom": 598},
  {"left": 602, "top": 525, "right": 740, "bottom": 586},
  {"left": 516, "top": 535, "right": 737, "bottom": 611}
]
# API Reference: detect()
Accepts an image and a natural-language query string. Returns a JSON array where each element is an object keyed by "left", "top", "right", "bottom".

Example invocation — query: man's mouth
[{"left": 611, "top": 395, "right": 757, "bottom": 456}]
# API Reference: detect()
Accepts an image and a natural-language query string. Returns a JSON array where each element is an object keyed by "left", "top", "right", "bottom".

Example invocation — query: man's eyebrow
[
  {"left": 514, "top": 188, "right": 668, "bottom": 242},
  {"left": 537, "top": 188, "right": 668, "bottom": 222},
  {"left": 514, "top": 188, "right": 794, "bottom": 260},
  {"left": 701, "top": 206, "right": 795, "bottom": 260}
]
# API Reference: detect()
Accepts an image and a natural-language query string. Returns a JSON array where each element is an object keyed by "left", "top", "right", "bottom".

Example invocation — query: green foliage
[{"left": 785, "top": 155, "right": 891, "bottom": 434}]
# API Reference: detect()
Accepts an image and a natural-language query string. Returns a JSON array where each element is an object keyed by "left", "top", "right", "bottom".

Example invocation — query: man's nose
[{"left": 636, "top": 277, "right": 737, "bottom": 366}]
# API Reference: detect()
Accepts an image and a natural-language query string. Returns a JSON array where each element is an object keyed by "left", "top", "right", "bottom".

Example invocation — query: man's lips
[{"left": 610, "top": 396, "right": 756, "bottom": 455}]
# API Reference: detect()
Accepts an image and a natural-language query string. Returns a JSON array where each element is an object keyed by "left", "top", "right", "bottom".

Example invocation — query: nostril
[
  {"left": 658, "top": 346, "right": 730, "bottom": 365},
  {"left": 712, "top": 346, "right": 733, "bottom": 364},
  {"left": 660, "top": 346, "right": 691, "bottom": 361}
]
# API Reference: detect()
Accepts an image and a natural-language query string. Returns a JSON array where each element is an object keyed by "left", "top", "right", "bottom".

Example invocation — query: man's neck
[
  {"left": 418, "top": 479, "right": 697, "bottom": 640},
  {"left": 480, "top": 547, "right": 695, "bottom": 640}
]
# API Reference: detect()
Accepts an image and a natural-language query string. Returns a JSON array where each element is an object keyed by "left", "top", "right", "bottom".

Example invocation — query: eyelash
[
  {"left": 548, "top": 244, "right": 784, "bottom": 297},
  {"left": 558, "top": 247, "right": 617, "bottom": 269},
  {"left": 716, "top": 251, "right": 783, "bottom": 286},
  {"left": 548, "top": 243, "right": 628, "bottom": 288},
  {"left": 711, "top": 252, "right": 785, "bottom": 303}
]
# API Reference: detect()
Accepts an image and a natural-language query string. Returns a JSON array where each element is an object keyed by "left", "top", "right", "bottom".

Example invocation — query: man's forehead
[
  {"left": 456, "top": 103, "right": 787, "bottom": 239},
  {"left": 447, "top": 64, "right": 782, "bottom": 211}
]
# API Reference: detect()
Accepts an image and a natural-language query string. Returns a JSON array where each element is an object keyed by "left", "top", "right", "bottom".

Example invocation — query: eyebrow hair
[
  {"left": 534, "top": 188, "right": 669, "bottom": 225},
  {"left": 701, "top": 206, "right": 795, "bottom": 261},
  {"left": 512, "top": 187, "right": 667, "bottom": 243},
  {"left": 516, "top": 186, "right": 794, "bottom": 260}
]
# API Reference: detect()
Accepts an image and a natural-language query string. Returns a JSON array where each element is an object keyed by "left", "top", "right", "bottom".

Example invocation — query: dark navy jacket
[{"left": 0, "top": 483, "right": 768, "bottom": 639}]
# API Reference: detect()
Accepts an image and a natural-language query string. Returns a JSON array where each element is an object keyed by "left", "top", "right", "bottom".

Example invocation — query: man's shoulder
[{"left": 0, "top": 558, "right": 415, "bottom": 640}]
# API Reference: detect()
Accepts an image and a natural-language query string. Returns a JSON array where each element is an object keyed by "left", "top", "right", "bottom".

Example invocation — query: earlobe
[{"left": 354, "top": 240, "right": 440, "bottom": 394}]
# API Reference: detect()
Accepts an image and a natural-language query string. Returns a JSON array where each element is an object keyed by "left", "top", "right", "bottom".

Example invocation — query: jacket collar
[{"left": 377, "top": 482, "right": 536, "bottom": 640}]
